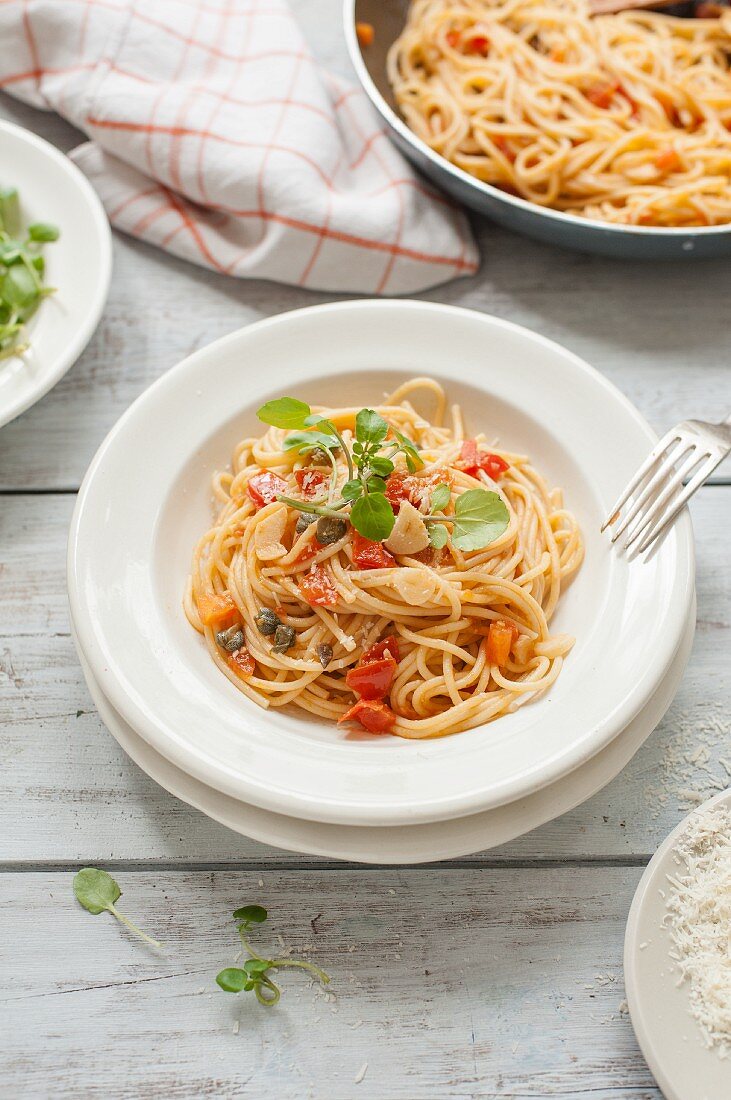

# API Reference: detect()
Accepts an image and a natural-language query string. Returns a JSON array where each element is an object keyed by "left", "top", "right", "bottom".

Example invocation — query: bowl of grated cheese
[{"left": 625, "top": 788, "right": 731, "bottom": 1100}]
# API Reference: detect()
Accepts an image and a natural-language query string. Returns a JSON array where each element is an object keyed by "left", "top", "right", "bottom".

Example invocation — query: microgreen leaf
[
  {"left": 27, "top": 222, "right": 60, "bottom": 243},
  {"left": 217, "top": 967, "right": 249, "bottom": 992},
  {"left": 450, "top": 489, "right": 509, "bottom": 551},
  {"left": 0, "top": 188, "right": 20, "bottom": 236},
  {"left": 428, "top": 524, "right": 449, "bottom": 549},
  {"left": 73, "top": 867, "right": 162, "bottom": 948},
  {"left": 391, "top": 428, "right": 424, "bottom": 472},
  {"left": 282, "top": 430, "right": 338, "bottom": 453},
  {"left": 257, "top": 397, "right": 312, "bottom": 430},
  {"left": 341, "top": 479, "right": 363, "bottom": 501},
  {"left": 355, "top": 408, "right": 389, "bottom": 446},
  {"left": 430, "top": 484, "right": 451, "bottom": 513},
  {"left": 350, "top": 492, "right": 395, "bottom": 542},
  {"left": 3, "top": 264, "right": 38, "bottom": 310},
  {"left": 233, "top": 905, "right": 268, "bottom": 924}
]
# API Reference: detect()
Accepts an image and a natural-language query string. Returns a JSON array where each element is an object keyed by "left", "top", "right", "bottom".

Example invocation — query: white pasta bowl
[{"left": 68, "top": 300, "right": 694, "bottom": 826}]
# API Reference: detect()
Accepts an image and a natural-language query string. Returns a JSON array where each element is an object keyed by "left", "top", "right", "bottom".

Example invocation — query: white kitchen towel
[{"left": 0, "top": 0, "right": 479, "bottom": 294}]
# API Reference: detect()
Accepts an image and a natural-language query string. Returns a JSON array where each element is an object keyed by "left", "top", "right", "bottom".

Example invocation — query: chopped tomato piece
[
  {"left": 484, "top": 619, "right": 518, "bottom": 666},
  {"left": 295, "top": 468, "right": 326, "bottom": 499},
  {"left": 338, "top": 698, "right": 396, "bottom": 733},
  {"left": 654, "top": 147, "right": 682, "bottom": 173},
  {"left": 385, "top": 468, "right": 453, "bottom": 512},
  {"left": 346, "top": 656, "right": 397, "bottom": 700},
  {"left": 445, "top": 29, "right": 461, "bottom": 48},
  {"left": 197, "top": 591, "right": 237, "bottom": 628},
  {"left": 247, "top": 471, "right": 288, "bottom": 508},
  {"left": 585, "top": 81, "right": 619, "bottom": 109},
  {"left": 459, "top": 440, "right": 509, "bottom": 479},
  {"left": 362, "top": 635, "right": 401, "bottom": 664},
  {"left": 351, "top": 532, "right": 396, "bottom": 570},
  {"left": 294, "top": 539, "right": 320, "bottom": 564},
  {"left": 299, "top": 566, "right": 339, "bottom": 607},
  {"left": 356, "top": 21, "right": 374, "bottom": 47},
  {"left": 227, "top": 648, "right": 256, "bottom": 679},
  {"left": 466, "top": 34, "right": 489, "bottom": 55}
]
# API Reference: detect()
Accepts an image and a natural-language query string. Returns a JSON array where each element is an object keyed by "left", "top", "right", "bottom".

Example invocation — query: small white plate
[
  {"left": 72, "top": 596, "right": 694, "bottom": 862},
  {"left": 0, "top": 121, "right": 112, "bottom": 429},
  {"left": 68, "top": 300, "right": 695, "bottom": 826},
  {"left": 625, "top": 788, "right": 731, "bottom": 1100}
]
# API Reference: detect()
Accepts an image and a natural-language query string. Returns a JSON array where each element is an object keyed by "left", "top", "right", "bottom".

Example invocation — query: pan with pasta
[
  {"left": 387, "top": 0, "right": 731, "bottom": 228},
  {"left": 185, "top": 378, "right": 583, "bottom": 739}
]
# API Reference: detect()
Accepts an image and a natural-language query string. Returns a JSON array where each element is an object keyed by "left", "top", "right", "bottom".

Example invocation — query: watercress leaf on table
[
  {"left": 350, "top": 492, "right": 395, "bottom": 542},
  {"left": 430, "top": 484, "right": 451, "bottom": 513},
  {"left": 257, "top": 397, "right": 311, "bottom": 430},
  {"left": 27, "top": 222, "right": 60, "bottom": 243},
  {"left": 73, "top": 867, "right": 121, "bottom": 915},
  {"left": 244, "top": 958, "right": 272, "bottom": 976},
  {"left": 341, "top": 479, "right": 363, "bottom": 501},
  {"left": 282, "top": 430, "right": 338, "bottom": 453},
  {"left": 233, "top": 904, "right": 268, "bottom": 924},
  {"left": 368, "top": 455, "right": 395, "bottom": 477},
  {"left": 216, "top": 967, "right": 249, "bottom": 993},
  {"left": 451, "top": 489, "right": 509, "bottom": 551},
  {"left": 3, "top": 263, "right": 38, "bottom": 310},
  {"left": 355, "top": 408, "right": 389, "bottom": 447}
]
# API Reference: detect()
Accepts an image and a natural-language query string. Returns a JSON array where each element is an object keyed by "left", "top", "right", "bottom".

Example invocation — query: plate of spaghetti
[
  {"left": 68, "top": 300, "right": 694, "bottom": 826},
  {"left": 345, "top": 0, "right": 731, "bottom": 258}
]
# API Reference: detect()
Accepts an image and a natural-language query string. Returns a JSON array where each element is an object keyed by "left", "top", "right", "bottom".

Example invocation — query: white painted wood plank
[
  {"left": 0, "top": 867, "right": 658, "bottom": 1098},
  {"left": 1, "top": 488, "right": 728, "bottom": 864}
]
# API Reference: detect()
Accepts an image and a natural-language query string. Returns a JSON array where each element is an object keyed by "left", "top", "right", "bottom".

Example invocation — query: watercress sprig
[
  {"left": 0, "top": 187, "right": 59, "bottom": 361},
  {"left": 73, "top": 867, "right": 162, "bottom": 948},
  {"left": 216, "top": 905, "right": 330, "bottom": 1007},
  {"left": 255, "top": 397, "right": 510, "bottom": 551}
]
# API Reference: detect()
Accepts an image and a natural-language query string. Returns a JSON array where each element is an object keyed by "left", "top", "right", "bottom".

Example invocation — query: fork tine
[
  {"left": 622, "top": 446, "right": 703, "bottom": 549},
  {"left": 637, "top": 451, "right": 724, "bottom": 553},
  {"left": 600, "top": 428, "right": 681, "bottom": 532},
  {"left": 609, "top": 437, "right": 692, "bottom": 543}
]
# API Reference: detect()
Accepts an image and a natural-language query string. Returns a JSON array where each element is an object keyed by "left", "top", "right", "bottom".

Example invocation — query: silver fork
[{"left": 602, "top": 415, "right": 731, "bottom": 553}]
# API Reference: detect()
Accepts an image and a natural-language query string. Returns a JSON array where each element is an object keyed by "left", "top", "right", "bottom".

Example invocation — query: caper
[
  {"left": 254, "top": 607, "right": 281, "bottom": 636},
  {"left": 315, "top": 516, "right": 347, "bottom": 545},
  {"left": 272, "top": 624, "right": 296, "bottom": 654},
  {"left": 316, "top": 643, "right": 333, "bottom": 669},
  {"left": 215, "top": 624, "right": 245, "bottom": 653},
  {"left": 295, "top": 512, "right": 318, "bottom": 535}
]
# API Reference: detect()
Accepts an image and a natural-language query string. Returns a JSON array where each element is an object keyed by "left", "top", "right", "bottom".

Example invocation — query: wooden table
[{"left": 2, "top": 6, "right": 730, "bottom": 1095}]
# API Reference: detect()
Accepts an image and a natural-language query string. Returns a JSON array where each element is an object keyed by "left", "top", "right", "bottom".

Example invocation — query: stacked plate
[{"left": 68, "top": 301, "right": 695, "bottom": 863}]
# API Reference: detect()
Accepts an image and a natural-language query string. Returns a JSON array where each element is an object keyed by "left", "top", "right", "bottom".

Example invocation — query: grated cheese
[{"left": 664, "top": 803, "right": 731, "bottom": 1058}]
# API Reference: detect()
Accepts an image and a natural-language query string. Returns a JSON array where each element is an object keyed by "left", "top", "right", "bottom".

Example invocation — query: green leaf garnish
[
  {"left": 450, "top": 489, "right": 509, "bottom": 551},
  {"left": 282, "top": 430, "right": 339, "bottom": 453},
  {"left": 430, "top": 484, "right": 451, "bottom": 513},
  {"left": 3, "top": 263, "right": 38, "bottom": 310},
  {"left": 73, "top": 867, "right": 162, "bottom": 948},
  {"left": 428, "top": 524, "right": 449, "bottom": 549},
  {"left": 216, "top": 904, "right": 329, "bottom": 1009},
  {"left": 341, "top": 479, "right": 363, "bottom": 501},
  {"left": 355, "top": 408, "right": 389, "bottom": 446},
  {"left": 368, "top": 454, "right": 395, "bottom": 477},
  {"left": 391, "top": 428, "right": 424, "bottom": 472},
  {"left": 27, "top": 222, "right": 59, "bottom": 243},
  {"left": 257, "top": 397, "right": 312, "bottom": 430},
  {"left": 350, "top": 492, "right": 395, "bottom": 542}
]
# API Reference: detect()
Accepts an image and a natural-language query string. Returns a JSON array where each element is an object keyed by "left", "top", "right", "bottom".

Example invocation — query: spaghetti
[
  {"left": 185, "top": 378, "right": 583, "bottom": 739},
  {"left": 387, "top": 0, "right": 731, "bottom": 227}
]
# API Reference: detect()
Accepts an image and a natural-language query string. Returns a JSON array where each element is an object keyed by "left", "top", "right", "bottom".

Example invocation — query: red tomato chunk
[
  {"left": 351, "top": 532, "right": 396, "bottom": 570},
  {"left": 459, "top": 440, "right": 509, "bottom": 479},
  {"left": 299, "top": 566, "right": 339, "bottom": 607},
  {"left": 361, "top": 635, "right": 401, "bottom": 664},
  {"left": 247, "top": 471, "right": 288, "bottom": 508},
  {"left": 339, "top": 698, "right": 396, "bottom": 733},
  {"left": 228, "top": 648, "right": 256, "bottom": 679},
  {"left": 295, "top": 468, "right": 326, "bottom": 499},
  {"left": 346, "top": 656, "right": 397, "bottom": 700},
  {"left": 484, "top": 619, "right": 518, "bottom": 666}
]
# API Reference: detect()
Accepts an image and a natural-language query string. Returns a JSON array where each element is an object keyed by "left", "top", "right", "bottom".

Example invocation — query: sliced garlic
[
  {"left": 254, "top": 503, "right": 288, "bottom": 560},
  {"left": 384, "top": 500, "right": 431, "bottom": 556}
]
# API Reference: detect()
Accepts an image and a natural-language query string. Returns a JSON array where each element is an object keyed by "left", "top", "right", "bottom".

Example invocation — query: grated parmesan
[{"left": 663, "top": 802, "right": 731, "bottom": 1058}]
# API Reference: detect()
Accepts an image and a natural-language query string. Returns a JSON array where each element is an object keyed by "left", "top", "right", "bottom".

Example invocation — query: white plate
[
  {"left": 68, "top": 301, "right": 694, "bottom": 826},
  {"left": 624, "top": 788, "right": 731, "bottom": 1100},
  {"left": 0, "top": 121, "right": 112, "bottom": 429},
  {"left": 73, "top": 597, "right": 694, "bottom": 863}
]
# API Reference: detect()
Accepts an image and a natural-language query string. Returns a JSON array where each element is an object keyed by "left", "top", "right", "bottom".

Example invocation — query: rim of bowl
[{"left": 343, "top": 0, "right": 731, "bottom": 243}]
